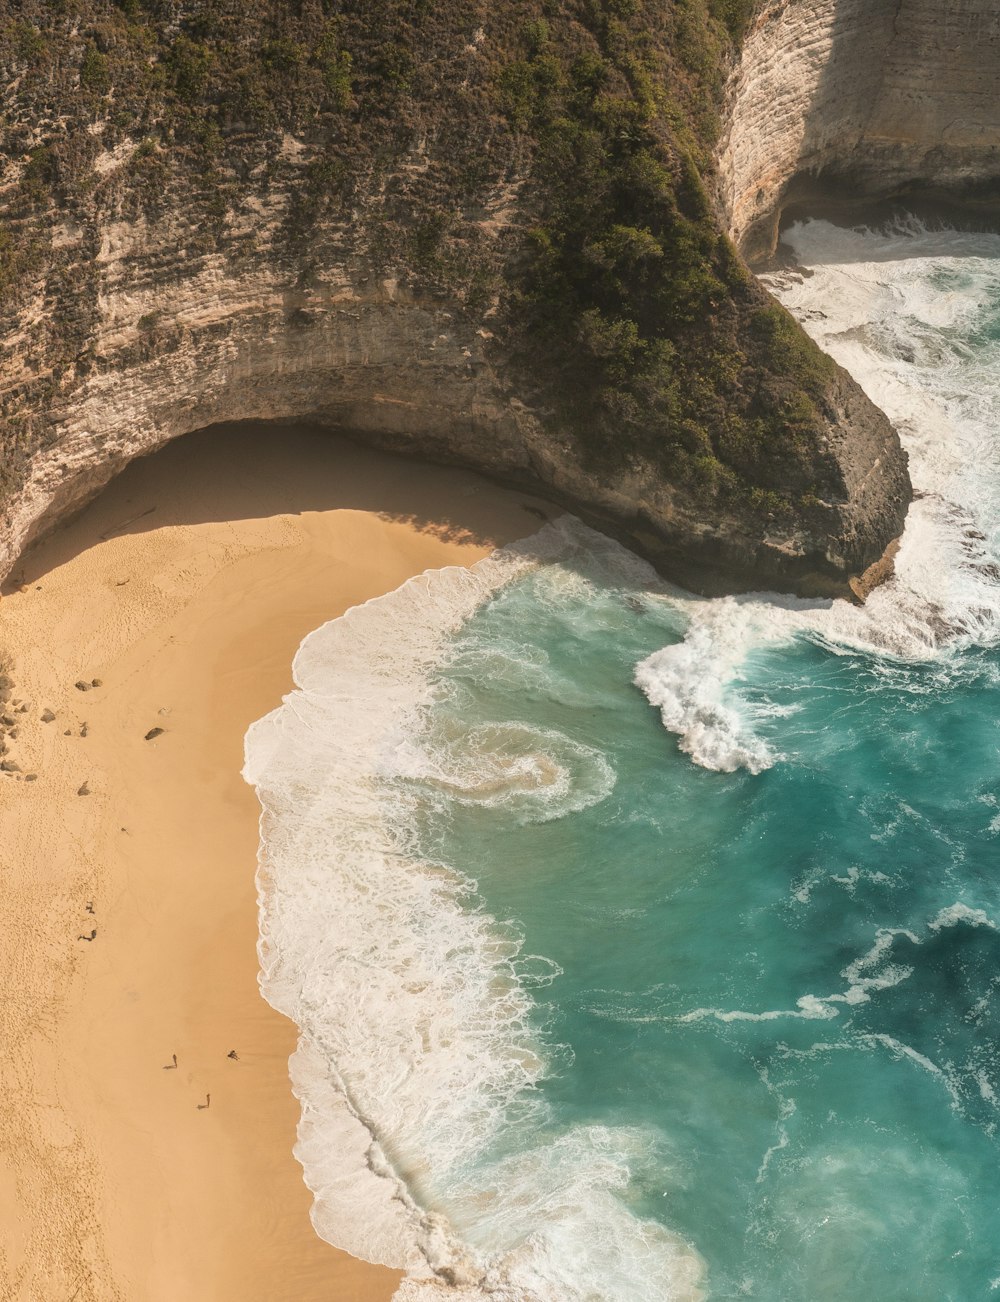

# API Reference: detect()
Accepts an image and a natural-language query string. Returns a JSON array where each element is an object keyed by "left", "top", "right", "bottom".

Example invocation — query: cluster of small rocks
[
  {"left": 0, "top": 670, "right": 106, "bottom": 787},
  {"left": 0, "top": 672, "right": 39, "bottom": 781},
  {"left": 0, "top": 670, "right": 161, "bottom": 794}
]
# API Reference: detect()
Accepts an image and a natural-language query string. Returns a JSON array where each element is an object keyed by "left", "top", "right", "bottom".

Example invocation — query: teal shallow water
[
  {"left": 392, "top": 223, "right": 1000, "bottom": 1299},
  {"left": 412, "top": 569, "right": 1000, "bottom": 1299},
  {"left": 247, "top": 221, "right": 1000, "bottom": 1299}
]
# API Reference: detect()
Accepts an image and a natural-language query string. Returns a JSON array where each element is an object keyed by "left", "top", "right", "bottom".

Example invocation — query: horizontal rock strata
[
  {"left": 0, "top": 1, "right": 935, "bottom": 596},
  {"left": 721, "top": 0, "right": 1000, "bottom": 260}
]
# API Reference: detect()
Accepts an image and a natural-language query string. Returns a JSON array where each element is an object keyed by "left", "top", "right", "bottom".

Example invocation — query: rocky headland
[{"left": 0, "top": 1, "right": 996, "bottom": 597}]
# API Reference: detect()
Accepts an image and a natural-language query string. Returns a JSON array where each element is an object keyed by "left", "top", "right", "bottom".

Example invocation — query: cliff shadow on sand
[{"left": 3, "top": 421, "right": 563, "bottom": 592}]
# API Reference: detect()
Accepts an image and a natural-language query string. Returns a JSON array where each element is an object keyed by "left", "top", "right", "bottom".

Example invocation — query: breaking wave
[
  {"left": 636, "top": 220, "right": 1000, "bottom": 774},
  {"left": 243, "top": 517, "right": 705, "bottom": 1300},
  {"left": 241, "top": 216, "right": 1000, "bottom": 1300}
]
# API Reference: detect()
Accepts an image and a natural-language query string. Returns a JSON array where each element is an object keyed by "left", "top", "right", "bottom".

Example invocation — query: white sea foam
[
  {"left": 242, "top": 220, "right": 1000, "bottom": 1292},
  {"left": 928, "top": 902, "right": 996, "bottom": 932},
  {"left": 392, "top": 721, "right": 616, "bottom": 825},
  {"left": 244, "top": 515, "right": 705, "bottom": 1300},
  {"left": 638, "top": 219, "right": 1000, "bottom": 773},
  {"left": 634, "top": 595, "right": 797, "bottom": 774},
  {"left": 673, "top": 904, "right": 992, "bottom": 1038},
  {"left": 397, "top": 1127, "right": 704, "bottom": 1302},
  {"left": 677, "top": 997, "right": 840, "bottom": 1024}
]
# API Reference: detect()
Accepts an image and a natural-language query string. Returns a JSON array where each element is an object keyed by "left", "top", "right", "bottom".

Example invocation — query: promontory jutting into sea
[{"left": 1, "top": 4, "right": 1000, "bottom": 1301}]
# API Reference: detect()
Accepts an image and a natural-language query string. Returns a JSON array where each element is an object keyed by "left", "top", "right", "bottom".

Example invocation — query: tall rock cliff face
[
  {"left": 721, "top": 0, "right": 1000, "bottom": 259},
  {"left": 0, "top": 2, "right": 924, "bottom": 595}
]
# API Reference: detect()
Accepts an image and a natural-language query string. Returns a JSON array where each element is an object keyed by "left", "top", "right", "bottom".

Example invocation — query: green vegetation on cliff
[
  {"left": 496, "top": 0, "right": 838, "bottom": 511},
  {"left": 0, "top": 0, "right": 846, "bottom": 526}
]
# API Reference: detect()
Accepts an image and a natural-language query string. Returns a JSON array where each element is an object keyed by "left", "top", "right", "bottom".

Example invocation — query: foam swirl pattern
[
  {"left": 244, "top": 220, "right": 1000, "bottom": 1300},
  {"left": 244, "top": 519, "right": 704, "bottom": 1299}
]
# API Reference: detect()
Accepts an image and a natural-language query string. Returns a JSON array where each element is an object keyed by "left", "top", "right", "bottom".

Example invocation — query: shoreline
[{"left": 0, "top": 423, "right": 555, "bottom": 1300}]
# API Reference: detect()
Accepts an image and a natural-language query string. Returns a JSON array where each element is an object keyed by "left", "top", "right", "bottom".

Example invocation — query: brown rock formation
[
  {"left": 0, "top": 2, "right": 950, "bottom": 595},
  {"left": 721, "top": 0, "right": 1000, "bottom": 261}
]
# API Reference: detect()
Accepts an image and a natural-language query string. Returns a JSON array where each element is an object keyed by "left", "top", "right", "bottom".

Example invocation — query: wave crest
[{"left": 243, "top": 516, "right": 704, "bottom": 1299}]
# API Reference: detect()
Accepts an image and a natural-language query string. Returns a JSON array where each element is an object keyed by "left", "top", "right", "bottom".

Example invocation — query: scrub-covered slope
[{"left": 0, "top": 0, "right": 908, "bottom": 595}]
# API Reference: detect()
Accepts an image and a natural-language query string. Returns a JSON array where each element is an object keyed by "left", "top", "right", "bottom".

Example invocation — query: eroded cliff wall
[
  {"left": 722, "top": 0, "right": 1000, "bottom": 259},
  {"left": 0, "top": 1, "right": 915, "bottom": 596}
]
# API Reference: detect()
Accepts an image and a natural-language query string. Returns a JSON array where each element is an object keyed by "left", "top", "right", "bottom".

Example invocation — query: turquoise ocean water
[{"left": 246, "top": 221, "right": 1000, "bottom": 1300}]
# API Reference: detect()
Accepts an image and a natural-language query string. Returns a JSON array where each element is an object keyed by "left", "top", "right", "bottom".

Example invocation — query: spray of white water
[
  {"left": 242, "top": 217, "right": 1000, "bottom": 1299},
  {"left": 636, "top": 219, "right": 1000, "bottom": 772}
]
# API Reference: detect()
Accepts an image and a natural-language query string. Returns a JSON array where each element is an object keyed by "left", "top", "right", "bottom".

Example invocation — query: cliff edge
[
  {"left": 721, "top": 0, "right": 1000, "bottom": 260},
  {"left": 0, "top": 2, "right": 937, "bottom": 594}
]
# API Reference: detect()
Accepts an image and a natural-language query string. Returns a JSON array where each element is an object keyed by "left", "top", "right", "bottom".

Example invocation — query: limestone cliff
[
  {"left": 721, "top": 0, "right": 1000, "bottom": 260},
  {"left": 0, "top": 2, "right": 922, "bottom": 595}
]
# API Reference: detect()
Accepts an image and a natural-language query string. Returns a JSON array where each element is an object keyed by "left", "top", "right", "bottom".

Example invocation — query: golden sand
[{"left": 0, "top": 423, "right": 552, "bottom": 1301}]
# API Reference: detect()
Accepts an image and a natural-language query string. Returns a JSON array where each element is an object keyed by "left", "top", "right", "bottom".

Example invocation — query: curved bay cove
[{"left": 248, "top": 220, "right": 1000, "bottom": 1299}]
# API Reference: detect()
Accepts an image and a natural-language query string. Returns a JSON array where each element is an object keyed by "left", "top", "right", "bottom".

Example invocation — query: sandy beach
[{"left": 0, "top": 423, "right": 553, "bottom": 1302}]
